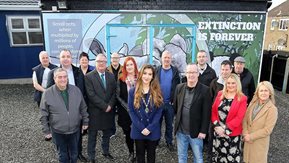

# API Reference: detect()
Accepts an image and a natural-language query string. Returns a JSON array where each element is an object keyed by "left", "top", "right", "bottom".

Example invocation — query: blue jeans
[
  {"left": 87, "top": 129, "right": 111, "bottom": 160},
  {"left": 176, "top": 132, "right": 203, "bottom": 163},
  {"left": 52, "top": 130, "right": 80, "bottom": 163},
  {"left": 160, "top": 103, "right": 174, "bottom": 145}
]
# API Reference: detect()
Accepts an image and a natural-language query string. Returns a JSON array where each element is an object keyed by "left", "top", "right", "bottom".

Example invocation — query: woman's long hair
[
  {"left": 250, "top": 81, "right": 275, "bottom": 105},
  {"left": 221, "top": 73, "right": 244, "bottom": 101},
  {"left": 134, "top": 64, "right": 163, "bottom": 109},
  {"left": 120, "top": 57, "right": 138, "bottom": 82}
]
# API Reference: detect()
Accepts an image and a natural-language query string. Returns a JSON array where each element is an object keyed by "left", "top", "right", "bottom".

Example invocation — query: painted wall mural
[{"left": 42, "top": 12, "right": 266, "bottom": 81}]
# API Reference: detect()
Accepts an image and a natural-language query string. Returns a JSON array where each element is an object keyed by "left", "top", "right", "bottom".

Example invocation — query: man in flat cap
[{"left": 233, "top": 56, "right": 255, "bottom": 104}]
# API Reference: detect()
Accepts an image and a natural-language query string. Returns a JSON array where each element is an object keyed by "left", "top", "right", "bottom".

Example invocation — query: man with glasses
[
  {"left": 173, "top": 64, "right": 211, "bottom": 163},
  {"left": 107, "top": 52, "right": 123, "bottom": 81},
  {"left": 40, "top": 68, "right": 88, "bottom": 163},
  {"left": 85, "top": 54, "right": 116, "bottom": 163}
]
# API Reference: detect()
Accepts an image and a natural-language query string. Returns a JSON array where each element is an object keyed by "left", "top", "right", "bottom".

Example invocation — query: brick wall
[{"left": 40, "top": 0, "right": 269, "bottom": 11}]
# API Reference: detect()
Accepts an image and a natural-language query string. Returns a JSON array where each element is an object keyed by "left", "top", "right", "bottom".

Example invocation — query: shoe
[
  {"left": 167, "top": 144, "right": 175, "bottom": 151},
  {"left": 44, "top": 137, "right": 52, "bottom": 141},
  {"left": 88, "top": 159, "right": 95, "bottom": 163},
  {"left": 102, "top": 153, "right": 114, "bottom": 160},
  {"left": 129, "top": 152, "right": 136, "bottom": 162},
  {"left": 78, "top": 154, "right": 88, "bottom": 162}
]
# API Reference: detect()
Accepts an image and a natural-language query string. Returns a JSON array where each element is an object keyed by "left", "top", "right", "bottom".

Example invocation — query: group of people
[{"left": 32, "top": 49, "right": 278, "bottom": 163}]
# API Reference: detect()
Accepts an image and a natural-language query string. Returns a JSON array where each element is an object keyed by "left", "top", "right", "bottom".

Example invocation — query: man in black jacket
[
  {"left": 174, "top": 64, "right": 211, "bottom": 163},
  {"left": 156, "top": 50, "right": 180, "bottom": 151},
  {"left": 233, "top": 56, "right": 256, "bottom": 104},
  {"left": 196, "top": 50, "right": 216, "bottom": 87}
]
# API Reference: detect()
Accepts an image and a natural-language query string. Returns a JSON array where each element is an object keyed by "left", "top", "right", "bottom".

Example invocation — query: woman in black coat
[{"left": 117, "top": 57, "right": 139, "bottom": 162}]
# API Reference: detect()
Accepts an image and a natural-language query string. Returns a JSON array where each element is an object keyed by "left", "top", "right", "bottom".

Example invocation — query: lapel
[
  {"left": 252, "top": 101, "right": 272, "bottom": 122},
  {"left": 91, "top": 70, "right": 106, "bottom": 91},
  {"left": 178, "top": 84, "right": 186, "bottom": 113},
  {"left": 190, "top": 82, "right": 201, "bottom": 106}
]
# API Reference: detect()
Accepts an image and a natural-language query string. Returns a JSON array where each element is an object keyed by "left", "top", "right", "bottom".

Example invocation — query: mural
[{"left": 42, "top": 12, "right": 266, "bottom": 81}]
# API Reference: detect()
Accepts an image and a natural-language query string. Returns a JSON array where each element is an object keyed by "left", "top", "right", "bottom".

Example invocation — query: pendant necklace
[{"left": 141, "top": 93, "right": 151, "bottom": 113}]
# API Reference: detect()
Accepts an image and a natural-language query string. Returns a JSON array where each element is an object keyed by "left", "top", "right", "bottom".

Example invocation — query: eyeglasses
[
  {"left": 186, "top": 71, "right": 198, "bottom": 75},
  {"left": 111, "top": 57, "right": 120, "bottom": 60},
  {"left": 96, "top": 60, "right": 107, "bottom": 64},
  {"left": 56, "top": 75, "right": 68, "bottom": 79}
]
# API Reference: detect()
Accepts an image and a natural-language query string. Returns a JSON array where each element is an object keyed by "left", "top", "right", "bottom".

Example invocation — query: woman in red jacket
[{"left": 211, "top": 73, "right": 247, "bottom": 163}]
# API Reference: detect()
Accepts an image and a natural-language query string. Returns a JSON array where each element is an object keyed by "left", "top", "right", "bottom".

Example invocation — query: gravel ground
[{"left": 0, "top": 84, "right": 288, "bottom": 163}]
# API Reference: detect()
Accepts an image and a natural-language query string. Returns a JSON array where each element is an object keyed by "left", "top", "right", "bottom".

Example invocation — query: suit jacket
[
  {"left": 211, "top": 91, "right": 247, "bottom": 136},
  {"left": 173, "top": 82, "right": 211, "bottom": 138},
  {"left": 46, "top": 65, "right": 85, "bottom": 95},
  {"left": 85, "top": 70, "right": 116, "bottom": 130},
  {"left": 243, "top": 100, "right": 278, "bottom": 163},
  {"left": 128, "top": 87, "right": 163, "bottom": 141}
]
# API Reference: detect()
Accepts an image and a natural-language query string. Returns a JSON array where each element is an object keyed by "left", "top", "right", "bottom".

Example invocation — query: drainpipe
[
  {"left": 269, "top": 54, "right": 278, "bottom": 82},
  {"left": 282, "top": 57, "right": 289, "bottom": 94}
]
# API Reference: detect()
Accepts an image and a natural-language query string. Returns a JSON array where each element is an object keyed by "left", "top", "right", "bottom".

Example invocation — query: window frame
[
  {"left": 270, "top": 19, "right": 276, "bottom": 30},
  {"left": 6, "top": 15, "right": 43, "bottom": 47},
  {"left": 278, "top": 19, "right": 289, "bottom": 31}
]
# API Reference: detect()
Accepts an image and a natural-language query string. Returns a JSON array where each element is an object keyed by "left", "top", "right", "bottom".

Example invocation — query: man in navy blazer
[
  {"left": 85, "top": 54, "right": 116, "bottom": 163},
  {"left": 173, "top": 64, "right": 211, "bottom": 163}
]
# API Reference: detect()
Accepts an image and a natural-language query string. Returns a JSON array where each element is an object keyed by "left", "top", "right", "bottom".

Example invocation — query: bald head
[{"left": 111, "top": 52, "right": 120, "bottom": 68}]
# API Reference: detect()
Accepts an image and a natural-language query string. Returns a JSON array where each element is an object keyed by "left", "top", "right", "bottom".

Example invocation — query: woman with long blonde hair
[
  {"left": 243, "top": 81, "right": 278, "bottom": 163},
  {"left": 211, "top": 73, "right": 247, "bottom": 163},
  {"left": 128, "top": 64, "right": 163, "bottom": 163}
]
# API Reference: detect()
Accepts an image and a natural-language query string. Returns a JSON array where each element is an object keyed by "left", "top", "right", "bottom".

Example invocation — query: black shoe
[
  {"left": 102, "top": 153, "right": 114, "bottom": 160},
  {"left": 167, "top": 144, "right": 175, "bottom": 151},
  {"left": 78, "top": 154, "right": 88, "bottom": 162},
  {"left": 129, "top": 152, "right": 136, "bottom": 162},
  {"left": 88, "top": 159, "right": 95, "bottom": 163}
]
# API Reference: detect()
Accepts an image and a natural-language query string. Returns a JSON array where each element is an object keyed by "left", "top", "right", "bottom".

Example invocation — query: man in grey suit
[{"left": 85, "top": 54, "right": 116, "bottom": 163}]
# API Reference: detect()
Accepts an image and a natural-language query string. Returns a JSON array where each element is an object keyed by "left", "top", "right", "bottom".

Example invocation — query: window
[
  {"left": 270, "top": 19, "right": 277, "bottom": 30},
  {"left": 6, "top": 16, "right": 43, "bottom": 46},
  {"left": 279, "top": 19, "right": 289, "bottom": 31}
]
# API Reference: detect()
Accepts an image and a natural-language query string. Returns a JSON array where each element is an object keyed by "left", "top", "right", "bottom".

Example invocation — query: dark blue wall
[{"left": 0, "top": 11, "right": 43, "bottom": 79}]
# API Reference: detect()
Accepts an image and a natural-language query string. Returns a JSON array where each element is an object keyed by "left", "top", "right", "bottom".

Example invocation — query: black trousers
[
  {"left": 135, "top": 139, "right": 158, "bottom": 163},
  {"left": 117, "top": 106, "right": 134, "bottom": 153},
  {"left": 78, "top": 121, "right": 84, "bottom": 155}
]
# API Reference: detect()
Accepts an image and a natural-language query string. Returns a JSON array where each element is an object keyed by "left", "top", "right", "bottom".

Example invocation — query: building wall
[
  {"left": 264, "top": 16, "right": 289, "bottom": 51},
  {"left": 41, "top": 0, "right": 269, "bottom": 11},
  {"left": 0, "top": 11, "right": 43, "bottom": 79}
]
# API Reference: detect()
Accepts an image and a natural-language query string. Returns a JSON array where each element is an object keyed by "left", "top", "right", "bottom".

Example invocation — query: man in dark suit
[
  {"left": 173, "top": 64, "right": 211, "bottom": 163},
  {"left": 85, "top": 54, "right": 116, "bottom": 163},
  {"left": 46, "top": 49, "right": 87, "bottom": 162}
]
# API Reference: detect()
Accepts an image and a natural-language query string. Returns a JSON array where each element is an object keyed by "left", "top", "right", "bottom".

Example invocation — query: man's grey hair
[
  {"left": 186, "top": 63, "right": 199, "bottom": 73},
  {"left": 53, "top": 68, "right": 67, "bottom": 77}
]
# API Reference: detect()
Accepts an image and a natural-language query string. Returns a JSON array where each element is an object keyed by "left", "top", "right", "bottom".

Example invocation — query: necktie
[{"left": 101, "top": 73, "right": 106, "bottom": 89}]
